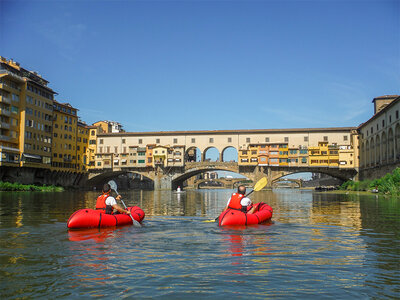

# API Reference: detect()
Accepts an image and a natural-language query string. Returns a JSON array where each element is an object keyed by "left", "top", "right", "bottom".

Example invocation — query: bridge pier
[{"left": 154, "top": 175, "right": 172, "bottom": 190}]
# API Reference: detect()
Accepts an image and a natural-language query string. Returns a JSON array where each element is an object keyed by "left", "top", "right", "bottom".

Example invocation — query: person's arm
[
  {"left": 112, "top": 204, "right": 130, "bottom": 214},
  {"left": 109, "top": 195, "right": 131, "bottom": 214},
  {"left": 222, "top": 197, "right": 231, "bottom": 213}
]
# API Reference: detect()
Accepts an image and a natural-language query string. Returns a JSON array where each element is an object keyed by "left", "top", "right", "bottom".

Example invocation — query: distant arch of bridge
[
  {"left": 87, "top": 162, "right": 357, "bottom": 190},
  {"left": 272, "top": 178, "right": 302, "bottom": 188}
]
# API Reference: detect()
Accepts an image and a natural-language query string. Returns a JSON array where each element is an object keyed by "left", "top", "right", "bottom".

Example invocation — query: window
[
  {"left": 99, "top": 139, "right": 103, "bottom": 144},
  {"left": 344, "top": 135, "right": 348, "bottom": 141},
  {"left": 228, "top": 137, "right": 232, "bottom": 143},
  {"left": 209, "top": 138, "right": 214, "bottom": 143},
  {"left": 371, "top": 127, "right": 373, "bottom": 134},
  {"left": 265, "top": 137, "right": 270, "bottom": 142},
  {"left": 138, "top": 139, "right": 142, "bottom": 144},
  {"left": 191, "top": 138, "right": 195, "bottom": 143},
  {"left": 114, "top": 146, "right": 118, "bottom": 153},
  {"left": 377, "top": 124, "right": 379, "bottom": 130},
  {"left": 304, "top": 136, "right": 308, "bottom": 142},
  {"left": 156, "top": 139, "right": 160, "bottom": 144},
  {"left": 284, "top": 137, "right": 289, "bottom": 142},
  {"left": 382, "top": 120, "right": 385, "bottom": 127},
  {"left": 323, "top": 136, "right": 328, "bottom": 141},
  {"left": 389, "top": 115, "right": 392, "bottom": 123},
  {"left": 396, "top": 110, "right": 399, "bottom": 119},
  {"left": 122, "top": 139, "right": 126, "bottom": 144},
  {"left": 246, "top": 138, "right": 250, "bottom": 143},
  {"left": 173, "top": 138, "right": 178, "bottom": 144}
]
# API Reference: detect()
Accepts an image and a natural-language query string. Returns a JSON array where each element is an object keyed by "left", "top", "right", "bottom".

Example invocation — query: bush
[
  {"left": 0, "top": 182, "right": 64, "bottom": 192},
  {"left": 341, "top": 168, "right": 400, "bottom": 195}
]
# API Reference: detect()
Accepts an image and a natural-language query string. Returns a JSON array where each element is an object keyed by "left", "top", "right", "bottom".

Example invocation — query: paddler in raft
[
  {"left": 222, "top": 185, "right": 257, "bottom": 214},
  {"left": 95, "top": 183, "right": 131, "bottom": 215}
]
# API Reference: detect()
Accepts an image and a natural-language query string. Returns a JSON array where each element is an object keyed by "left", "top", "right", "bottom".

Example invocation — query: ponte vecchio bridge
[{"left": 88, "top": 127, "right": 359, "bottom": 190}]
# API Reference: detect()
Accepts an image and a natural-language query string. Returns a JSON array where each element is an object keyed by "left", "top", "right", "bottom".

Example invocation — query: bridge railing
[{"left": 185, "top": 161, "right": 238, "bottom": 168}]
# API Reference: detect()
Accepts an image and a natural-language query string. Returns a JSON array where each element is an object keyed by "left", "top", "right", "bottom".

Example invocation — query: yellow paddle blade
[
  {"left": 202, "top": 219, "right": 216, "bottom": 223},
  {"left": 253, "top": 177, "right": 268, "bottom": 191}
]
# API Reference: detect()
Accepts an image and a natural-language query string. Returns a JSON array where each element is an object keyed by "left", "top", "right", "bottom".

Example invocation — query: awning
[
  {"left": 0, "top": 146, "right": 20, "bottom": 153},
  {"left": 114, "top": 159, "right": 119, "bottom": 163},
  {"left": 22, "top": 153, "right": 42, "bottom": 159},
  {"left": 121, "top": 159, "right": 127, "bottom": 163}
]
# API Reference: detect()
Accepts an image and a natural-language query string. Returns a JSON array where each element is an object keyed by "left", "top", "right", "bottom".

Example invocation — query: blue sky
[{"left": 1, "top": 0, "right": 399, "bottom": 132}]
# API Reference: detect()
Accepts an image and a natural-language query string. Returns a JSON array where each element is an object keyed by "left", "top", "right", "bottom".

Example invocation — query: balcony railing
[
  {"left": 0, "top": 135, "right": 11, "bottom": 141},
  {"left": 0, "top": 96, "right": 11, "bottom": 104},
  {"left": 0, "top": 109, "right": 10, "bottom": 116},
  {"left": 0, "top": 122, "right": 10, "bottom": 129}
]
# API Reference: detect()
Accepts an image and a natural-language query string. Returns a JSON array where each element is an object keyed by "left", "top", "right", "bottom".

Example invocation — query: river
[{"left": 0, "top": 189, "right": 399, "bottom": 299}]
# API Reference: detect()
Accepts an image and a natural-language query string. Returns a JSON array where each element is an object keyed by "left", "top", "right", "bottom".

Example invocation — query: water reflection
[{"left": 0, "top": 189, "right": 399, "bottom": 298}]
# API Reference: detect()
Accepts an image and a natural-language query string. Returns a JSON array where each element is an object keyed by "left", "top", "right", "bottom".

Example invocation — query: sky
[{"left": 1, "top": 0, "right": 399, "bottom": 133}]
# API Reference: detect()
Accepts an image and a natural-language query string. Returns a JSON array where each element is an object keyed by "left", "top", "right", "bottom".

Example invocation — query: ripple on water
[{"left": 0, "top": 190, "right": 399, "bottom": 298}]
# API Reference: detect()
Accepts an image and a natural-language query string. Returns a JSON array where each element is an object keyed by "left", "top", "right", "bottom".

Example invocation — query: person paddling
[
  {"left": 95, "top": 183, "right": 131, "bottom": 215},
  {"left": 222, "top": 185, "right": 257, "bottom": 214}
]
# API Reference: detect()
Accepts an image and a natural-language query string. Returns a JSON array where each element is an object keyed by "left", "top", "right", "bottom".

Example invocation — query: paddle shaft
[{"left": 108, "top": 181, "right": 141, "bottom": 227}]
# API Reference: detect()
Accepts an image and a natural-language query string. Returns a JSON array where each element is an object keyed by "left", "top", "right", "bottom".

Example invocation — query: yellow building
[
  {"left": 92, "top": 120, "right": 123, "bottom": 133},
  {"left": 77, "top": 121, "right": 89, "bottom": 172},
  {"left": 0, "top": 56, "right": 55, "bottom": 169},
  {"left": 278, "top": 144, "right": 288, "bottom": 166},
  {"left": 87, "top": 125, "right": 100, "bottom": 169},
  {"left": 153, "top": 145, "right": 168, "bottom": 167},
  {"left": 51, "top": 101, "right": 78, "bottom": 171},
  {"left": 238, "top": 145, "right": 258, "bottom": 166},
  {"left": 0, "top": 61, "right": 23, "bottom": 166},
  {"left": 328, "top": 144, "right": 339, "bottom": 167},
  {"left": 308, "top": 142, "right": 340, "bottom": 167},
  {"left": 166, "top": 145, "right": 185, "bottom": 167}
]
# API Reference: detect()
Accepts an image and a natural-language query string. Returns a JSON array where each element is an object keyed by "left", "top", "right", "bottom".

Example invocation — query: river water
[{"left": 0, "top": 189, "right": 399, "bottom": 299}]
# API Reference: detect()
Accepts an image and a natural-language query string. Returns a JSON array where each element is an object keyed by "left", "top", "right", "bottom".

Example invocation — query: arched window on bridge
[
  {"left": 185, "top": 147, "right": 202, "bottom": 162},
  {"left": 222, "top": 146, "right": 238, "bottom": 162},
  {"left": 203, "top": 147, "right": 220, "bottom": 162}
]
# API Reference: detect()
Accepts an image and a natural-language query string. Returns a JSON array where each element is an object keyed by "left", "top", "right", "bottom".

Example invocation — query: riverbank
[
  {"left": 0, "top": 181, "right": 64, "bottom": 192},
  {"left": 340, "top": 167, "right": 400, "bottom": 196}
]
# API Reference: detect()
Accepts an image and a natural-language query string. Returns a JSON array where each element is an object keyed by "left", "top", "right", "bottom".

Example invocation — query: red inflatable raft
[
  {"left": 67, "top": 206, "right": 145, "bottom": 229},
  {"left": 218, "top": 202, "right": 273, "bottom": 226}
]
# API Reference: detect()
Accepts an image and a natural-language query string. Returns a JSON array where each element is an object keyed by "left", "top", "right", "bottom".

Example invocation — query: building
[
  {"left": 51, "top": 101, "right": 78, "bottom": 171},
  {"left": 87, "top": 125, "right": 100, "bottom": 169},
  {"left": 77, "top": 120, "right": 89, "bottom": 172},
  {"left": 359, "top": 95, "right": 400, "bottom": 179},
  {"left": 93, "top": 120, "right": 123, "bottom": 133},
  {"left": 0, "top": 56, "right": 55, "bottom": 169}
]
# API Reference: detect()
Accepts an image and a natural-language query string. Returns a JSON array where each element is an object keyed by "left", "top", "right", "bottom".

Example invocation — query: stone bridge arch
[
  {"left": 87, "top": 170, "right": 155, "bottom": 189},
  {"left": 171, "top": 162, "right": 248, "bottom": 189},
  {"left": 272, "top": 178, "right": 302, "bottom": 188},
  {"left": 194, "top": 178, "right": 245, "bottom": 189},
  {"left": 270, "top": 168, "right": 356, "bottom": 183}
]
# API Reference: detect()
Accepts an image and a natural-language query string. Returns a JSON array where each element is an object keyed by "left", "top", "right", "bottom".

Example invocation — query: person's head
[
  {"left": 102, "top": 183, "right": 111, "bottom": 194},
  {"left": 237, "top": 185, "right": 246, "bottom": 195}
]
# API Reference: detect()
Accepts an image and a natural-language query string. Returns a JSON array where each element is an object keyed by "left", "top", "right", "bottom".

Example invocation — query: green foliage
[
  {"left": 0, "top": 182, "right": 64, "bottom": 192},
  {"left": 340, "top": 168, "right": 400, "bottom": 195}
]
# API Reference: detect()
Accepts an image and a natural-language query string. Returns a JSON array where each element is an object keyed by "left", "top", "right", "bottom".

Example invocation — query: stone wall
[
  {"left": 0, "top": 166, "right": 88, "bottom": 188},
  {"left": 359, "top": 162, "right": 400, "bottom": 181}
]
